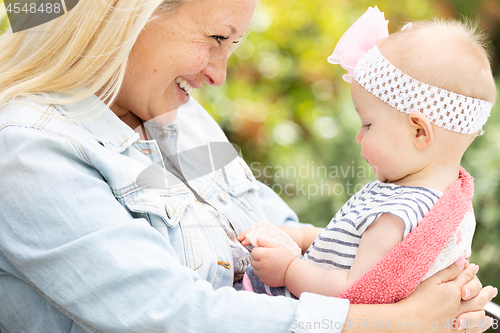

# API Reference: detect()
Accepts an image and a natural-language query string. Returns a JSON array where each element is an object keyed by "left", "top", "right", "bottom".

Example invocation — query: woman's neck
[
  {"left": 97, "top": 92, "right": 149, "bottom": 140},
  {"left": 113, "top": 108, "right": 148, "bottom": 140}
]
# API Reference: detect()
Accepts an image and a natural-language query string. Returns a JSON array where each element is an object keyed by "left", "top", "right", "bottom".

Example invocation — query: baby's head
[{"left": 350, "top": 19, "right": 496, "bottom": 183}]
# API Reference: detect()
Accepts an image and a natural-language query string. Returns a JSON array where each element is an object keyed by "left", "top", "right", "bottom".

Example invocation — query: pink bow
[{"left": 328, "top": 6, "right": 389, "bottom": 83}]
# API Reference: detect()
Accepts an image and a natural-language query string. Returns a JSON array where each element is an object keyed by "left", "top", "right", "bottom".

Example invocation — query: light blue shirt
[{"left": 0, "top": 95, "right": 349, "bottom": 333}]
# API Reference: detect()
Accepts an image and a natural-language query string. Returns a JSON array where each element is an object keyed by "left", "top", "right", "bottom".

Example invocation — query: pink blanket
[{"left": 338, "top": 167, "right": 474, "bottom": 304}]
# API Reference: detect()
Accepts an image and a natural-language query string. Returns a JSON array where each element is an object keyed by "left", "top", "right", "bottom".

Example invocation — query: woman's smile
[{"left": 175, "top": 77, "right": 195, "bottom": 96}]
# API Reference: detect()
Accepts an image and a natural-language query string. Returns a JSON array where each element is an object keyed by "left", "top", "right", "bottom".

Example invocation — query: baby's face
[{"left": 350, "top": 81, "right": 416, "bottom": 183}]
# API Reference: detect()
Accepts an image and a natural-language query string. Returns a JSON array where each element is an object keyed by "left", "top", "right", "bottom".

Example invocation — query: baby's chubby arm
[
  {"left": 346, "top": 213, "right": 405, "bottom": 285},
  {"left": 251, "top": 213, "right": 405, "bottom": 298}
]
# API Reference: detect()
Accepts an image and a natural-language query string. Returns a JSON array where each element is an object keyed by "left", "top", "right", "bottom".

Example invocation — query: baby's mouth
[{"left": 175, "top": 77, "right": 194, "bottom": 95}]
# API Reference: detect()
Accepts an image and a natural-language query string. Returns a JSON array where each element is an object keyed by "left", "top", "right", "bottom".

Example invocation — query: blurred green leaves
[{"left": 0, "top": 0, "right": 9, "bottom": 34}]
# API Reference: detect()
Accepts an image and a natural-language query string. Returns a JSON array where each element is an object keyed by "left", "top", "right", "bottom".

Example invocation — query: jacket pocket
[
  {"left": 118, "top": 185, "right": 191, "bottom": 228},
  {"left": 121, "top": 186, "right": 207, "bottom": 271}
]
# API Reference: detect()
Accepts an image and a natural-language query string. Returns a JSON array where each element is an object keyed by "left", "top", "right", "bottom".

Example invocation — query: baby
[{"left": 238, "top": 8, "right": 496, "bottom": 302}]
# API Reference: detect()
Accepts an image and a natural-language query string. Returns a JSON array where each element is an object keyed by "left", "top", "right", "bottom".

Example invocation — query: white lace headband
[
  {"left": 353, "top": 47, "right": 492, "bottom": 134},
  {"left": 328, "top": 6, "right": 492, "bottom": 135}
]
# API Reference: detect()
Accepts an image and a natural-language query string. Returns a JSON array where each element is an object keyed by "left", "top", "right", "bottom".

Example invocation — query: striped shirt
[{"left": 303, "top": 180, "right": 442, "bottom": 271}]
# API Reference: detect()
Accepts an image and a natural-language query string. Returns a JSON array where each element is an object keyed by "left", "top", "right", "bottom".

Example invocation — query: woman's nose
[{"left": 202, "top": 54, "right": 228, "bottom": 86}]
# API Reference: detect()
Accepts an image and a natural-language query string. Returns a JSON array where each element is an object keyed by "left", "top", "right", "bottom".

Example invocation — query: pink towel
[{"left": 338, "top": 167, "right": 474, "bottom": 304}]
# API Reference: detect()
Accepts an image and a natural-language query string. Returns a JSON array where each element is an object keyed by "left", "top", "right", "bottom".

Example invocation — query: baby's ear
[{"left": 408, "top": 111, "right": 433, "bottom": 150}]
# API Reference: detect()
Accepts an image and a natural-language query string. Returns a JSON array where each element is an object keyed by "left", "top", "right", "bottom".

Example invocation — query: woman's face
[{"left": 112, "top": 0, "right": 257, "bottom": 125}]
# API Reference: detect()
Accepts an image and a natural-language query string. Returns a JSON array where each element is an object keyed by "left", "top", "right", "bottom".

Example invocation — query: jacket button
[
  {"left": 160, "top": 132, "right": 168, "bottom": 140},
  {"left": 218, "top": 189, "right": 229, "bottom": 203}
]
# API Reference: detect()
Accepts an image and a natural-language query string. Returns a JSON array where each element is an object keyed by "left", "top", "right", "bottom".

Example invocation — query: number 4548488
[{"left": 5, "top": 2, "right": 62, "bottom": 14}]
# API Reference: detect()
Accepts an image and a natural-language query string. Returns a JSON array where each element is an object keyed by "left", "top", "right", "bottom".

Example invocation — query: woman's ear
[{"left": 408, "top": 111, "right": 433, "bottom": 150}]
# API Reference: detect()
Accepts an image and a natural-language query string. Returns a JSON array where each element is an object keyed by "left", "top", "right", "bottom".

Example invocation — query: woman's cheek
[{"left": 190, "top": 48, "right": 212, "bottom": 72}]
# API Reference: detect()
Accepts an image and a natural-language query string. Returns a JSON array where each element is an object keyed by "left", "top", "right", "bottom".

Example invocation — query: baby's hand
[
  {"left": 237, "top": 221, "right": 302, "bottom": 257},
  {"left": 251, "top": 237, "right": 297, "bottom": 287},
  {"left": 236, "top": 228, "right": 252, "bottom": 246}
]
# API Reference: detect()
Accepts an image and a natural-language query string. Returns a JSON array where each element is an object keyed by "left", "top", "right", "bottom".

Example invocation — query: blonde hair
[
  {"left": 378, "top": 19, "right": 497, "bottom": 105},
  {"left": 0, "top": 0, "right": 184, "bottom": 110}
]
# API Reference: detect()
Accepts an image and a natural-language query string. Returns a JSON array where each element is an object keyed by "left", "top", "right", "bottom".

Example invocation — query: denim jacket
[{"left": 0, "top": 95, "right": 349, "bottom": 333}]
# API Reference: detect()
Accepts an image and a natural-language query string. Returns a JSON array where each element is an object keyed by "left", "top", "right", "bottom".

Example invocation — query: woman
[{"left": 0, "top": 0, "right": 495, "bottom": 332}]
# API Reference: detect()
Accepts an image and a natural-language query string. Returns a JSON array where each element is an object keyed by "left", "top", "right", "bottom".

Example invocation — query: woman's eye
[{"left": 211, "top": 35, "right": 229, "bottom": 45}]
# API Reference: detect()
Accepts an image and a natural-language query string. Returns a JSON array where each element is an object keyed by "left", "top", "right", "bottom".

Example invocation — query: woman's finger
[
  {"left": 462, "top": 274, "right": 482, "bottom": 300},
  {"left": 455, "top": 311, "right": 492, "bottom": 333},
  {"left": 459, "top": 285, "right": 497, "bottom": 322},
  {"left": 425, "top": 257, "right": 467, "bottom": 287},
  {"left": 446, "top": 264, "right": 478, "bottom": 290}
]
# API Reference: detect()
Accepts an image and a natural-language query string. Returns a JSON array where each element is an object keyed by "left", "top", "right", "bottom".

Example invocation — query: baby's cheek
[
  {"left": 365, "top": 147, "right": 393, "bottom": 178},
  {"left": 363, "top": 143, "right": 383, "bottom": 163}
]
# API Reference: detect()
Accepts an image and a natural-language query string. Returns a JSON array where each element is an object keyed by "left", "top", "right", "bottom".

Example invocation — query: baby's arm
[
  {"left": 252, "top": 213, "right": 405, "bottom": 298},
  {"left": 345, "top": 213, "right": 405, "bottom": 285}
]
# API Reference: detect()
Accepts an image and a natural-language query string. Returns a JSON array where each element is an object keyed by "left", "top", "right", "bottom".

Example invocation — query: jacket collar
[
  {"left": 53, "top": 94, "right": 231, "bottom": 158},
  {"left": 52, "top": 94, "right": 140, "bottom": 153}
]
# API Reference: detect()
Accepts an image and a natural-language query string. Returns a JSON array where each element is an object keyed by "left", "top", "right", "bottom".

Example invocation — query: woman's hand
[
  {"left": 398, "top": 260, "right": 497, "bottom": 332},
  {"left": 250, "top": 237, "right": 296, "bottom": 287}
]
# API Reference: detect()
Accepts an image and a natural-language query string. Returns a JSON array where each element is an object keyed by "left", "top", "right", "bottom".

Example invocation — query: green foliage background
[{"left": 0, "top": 0, "right": 499, "bottom": 306}]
